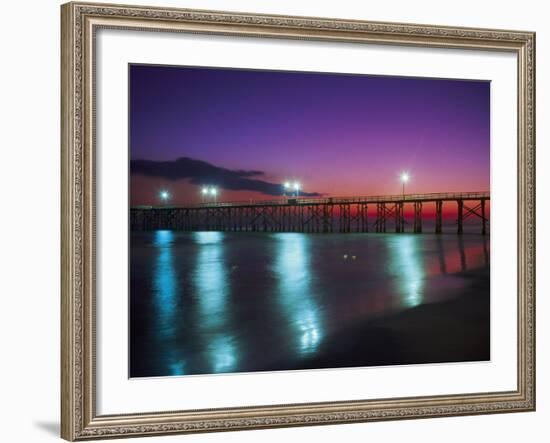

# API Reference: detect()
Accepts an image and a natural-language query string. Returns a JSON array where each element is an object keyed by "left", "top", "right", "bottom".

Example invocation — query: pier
[{"left": 130, "top": 191, "right": 489, "bottom": 234}]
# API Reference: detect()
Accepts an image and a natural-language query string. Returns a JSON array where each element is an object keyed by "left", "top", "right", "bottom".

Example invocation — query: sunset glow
[{"left": 130, "top": 65, "right": 489, "bottom": 206}]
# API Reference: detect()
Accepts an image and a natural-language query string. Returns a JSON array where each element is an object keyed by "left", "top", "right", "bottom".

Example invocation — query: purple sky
[{"left": 130, "top": 64, "right": 490, "bottom": 205}]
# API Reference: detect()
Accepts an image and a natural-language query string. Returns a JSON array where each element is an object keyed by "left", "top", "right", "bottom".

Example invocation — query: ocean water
[{"left": 130, "top": 231, "right": 490, "bottom": 378}]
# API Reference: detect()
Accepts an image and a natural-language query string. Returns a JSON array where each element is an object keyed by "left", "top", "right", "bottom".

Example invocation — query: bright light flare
[
  {"left": 400, "top": 172, "right": 410, "bottom": 183},
  {"left": 293, "top": 182, "right": 301, "bottom": 191},
  {"left": 209, "top": 187, "right": 218, "bottom": 196},
  {"left": 159, "top": 190, "right": 170, "bottom": 201}
]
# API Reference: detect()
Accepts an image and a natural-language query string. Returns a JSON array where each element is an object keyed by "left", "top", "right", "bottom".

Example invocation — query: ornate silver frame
[{"left": 61, "top": 2, "right": 536, "bottom": 440}]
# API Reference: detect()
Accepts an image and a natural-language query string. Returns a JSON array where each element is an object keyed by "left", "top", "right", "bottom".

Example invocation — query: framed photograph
[{"left": 61, "top": 2, "right": 536, "bottom": 440}]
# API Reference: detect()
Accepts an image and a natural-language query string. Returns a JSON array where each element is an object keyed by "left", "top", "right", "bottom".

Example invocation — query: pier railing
[
  {"left": 133, "top": 191, "right": 489, "bottom": 210},
  {"left": 131, "top": 191, "right": 490, "bottom": 234}
]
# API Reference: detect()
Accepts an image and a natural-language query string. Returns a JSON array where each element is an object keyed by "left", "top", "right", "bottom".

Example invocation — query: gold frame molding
[{"left": 61, "top": 2, "right": 536, "bottom": 440}]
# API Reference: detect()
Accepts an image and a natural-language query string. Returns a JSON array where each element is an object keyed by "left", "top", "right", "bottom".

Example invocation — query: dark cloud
[{"left": 131, "top": 157, "right": 322, "bottom": 197}]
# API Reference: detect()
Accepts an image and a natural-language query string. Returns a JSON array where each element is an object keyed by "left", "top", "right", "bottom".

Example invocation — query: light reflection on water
[
  {"left": 152, "top": 230, "right": 183, "bottom": 375},
  {"left": 131, "top": 231, "right": 490, "bottom": 377},
  {"left": 192, "top": 231, "right": 239, "bottom": 374},
  {"left": 193, "top": 232, "right": 228, "bottom": 330},
  {"left": 153, "top": 230, "right": 177, "bottom": 322},
  {"left": 388, "top": 236, "right": 426, "bottom": 308},
  {"left": 272, "top": 233, "right": 323, "bottom": 355}
]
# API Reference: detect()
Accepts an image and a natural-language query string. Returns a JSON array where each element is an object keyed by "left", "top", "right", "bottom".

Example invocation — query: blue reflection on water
[
  {"left": 193, "top": 232, "right": 228, "bottom": 330},
  {"left": 388, "top": 235, "right": 425, "bottom": 308},
  {"left": 153, "top": 230, "right": 178, "bottom": 332},
  {"left": 192, "top": 231, "right": 238, "bottom": 373},
  {"left": 209, "top": 335, "right": 237, "bottom": 373},
  {"left": 169, "top": 361, "right": 186, "bottom": 376},
  {"left": 194, "top": 231, "right": 224, "bottom": 245},
  {"left": 153, "top": 230, "right": 186, "bottom": 375},
  {"left": 273, "top": 233, "right": 323, "bottom": 355}
]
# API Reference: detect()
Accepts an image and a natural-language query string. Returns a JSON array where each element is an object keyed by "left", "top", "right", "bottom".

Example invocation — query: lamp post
[
  {"left": 283, "top": 181, "right": 291, "bottom": 197},
  {"left": 293, "top": 181, "right": 301, "bottom": 197},
  {"left": 210, "top": 187, "right": 218, "bottom": 203},
  {"left": 201, "top": 187, "right": 209, "bottom": 203},
  {"left": 400, "top": 172, "right": 409, "bottom": 199}
]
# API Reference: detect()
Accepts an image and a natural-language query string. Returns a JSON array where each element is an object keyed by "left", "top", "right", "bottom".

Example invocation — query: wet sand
[{"left": 277, "top": 269, "right": 490, "bottom": 371}]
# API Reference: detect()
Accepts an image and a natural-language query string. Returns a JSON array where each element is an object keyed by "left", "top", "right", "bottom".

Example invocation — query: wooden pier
[{"left": 130, "top": 191, "right": 490, "bottom": 234}]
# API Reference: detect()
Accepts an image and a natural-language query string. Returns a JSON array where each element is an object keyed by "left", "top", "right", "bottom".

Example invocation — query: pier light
[
  {"left": 400, "top": 172, "right": 410, "bottom": 198},
  {"left": 293, "top": 181, "right": 301, "bottom": 197},
  {"left": 209, "top": 187, "right": 218, "bottom": 202},
  {"left": 282, "top": 181, "right": 292, "bottom": 197},
  {"left": 159, "top": 190, "right": 170, "bottom": 202},
  {"left": 200, "top": 186, "right": 209, "bottom": 203},
  {"left": 200, "top": 186, "right": 218, "bottom": 202}
]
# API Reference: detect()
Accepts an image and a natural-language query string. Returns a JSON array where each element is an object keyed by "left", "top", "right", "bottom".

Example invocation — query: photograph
[
  {"left": 129, "top": 64, "right": 491, "bottom": 378},
  {"left": 55, "top": 2, "right": 536, "bottom": 440}
]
